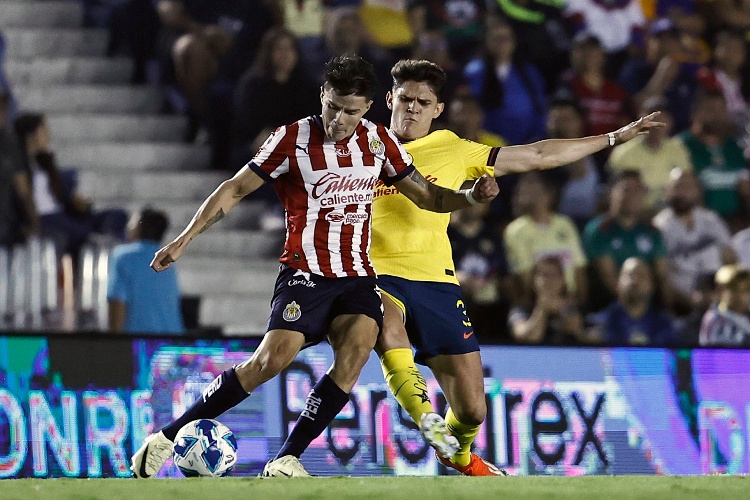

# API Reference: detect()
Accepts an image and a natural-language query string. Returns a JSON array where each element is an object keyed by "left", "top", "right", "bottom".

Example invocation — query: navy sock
[
  {"left": 161, "top": 368, "right": 248, "bottom": 441},
  {"left": 275, "top": 374, "right": 350, "bottom": 459}
]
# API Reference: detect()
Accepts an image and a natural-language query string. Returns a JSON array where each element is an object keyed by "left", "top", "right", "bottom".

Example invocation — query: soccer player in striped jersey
[
  {"left": 373, "top": 59, "right": 664, "bottom": 476},
  {"left": 130, "top": 55, "right": 499, "bottom": 479}
]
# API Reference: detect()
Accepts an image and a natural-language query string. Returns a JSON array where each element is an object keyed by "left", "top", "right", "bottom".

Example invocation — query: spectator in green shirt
[
  {"left": 679, "top": 89, "right": 750, "bottom": 231},
  {"left": 583, "top": 169, "right": 674, "bottom": 311}
]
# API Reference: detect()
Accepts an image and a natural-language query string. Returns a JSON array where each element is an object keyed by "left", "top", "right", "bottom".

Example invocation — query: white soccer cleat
[
  {"left": 262, "top": 455, "right": 312, "bottom": 478},
  {"left": 420, "top": 412, "right": 460, "bottom": 460},
  {"left": 131, "top": 431, "right": 173, "bottom": 478}
]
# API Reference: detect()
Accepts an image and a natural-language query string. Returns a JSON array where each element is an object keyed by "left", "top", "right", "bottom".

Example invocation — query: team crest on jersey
[
  {"left": 369, "top": 139, "right": 385, "bottom": 155},
  {"left": 283, "top": 301, "right": 302, "bottom": 322}
]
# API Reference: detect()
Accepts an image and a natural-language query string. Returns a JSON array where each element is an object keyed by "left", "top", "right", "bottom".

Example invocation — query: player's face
[
  {"left": 320, "top": 85, "right": 372, "bottom": 141},
  {"left": 387, "top": 81, "right": 444, "bottom": 141}
]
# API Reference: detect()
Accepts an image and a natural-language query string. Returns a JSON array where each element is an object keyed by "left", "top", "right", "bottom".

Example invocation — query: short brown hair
[{"left": 391, "top": 59, "right": 447, "bottom": 100}]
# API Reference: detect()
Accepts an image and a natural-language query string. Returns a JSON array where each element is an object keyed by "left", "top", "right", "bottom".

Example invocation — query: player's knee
[{"left": 453, "top": 401, "right": 486, "bottom": 426}]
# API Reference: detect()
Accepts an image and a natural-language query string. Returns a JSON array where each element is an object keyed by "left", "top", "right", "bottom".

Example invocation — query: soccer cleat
[
  {"left": 262, "top": 455, "right": 312, "bottom": 478},
  {"left": 131, "top": 431, "right": 174, "bottom": 478},
  {"left": 436, "top": 451, "right": 508, "bottom": 477},
  {"left": 420, "top": 412, "right": 460, "bottom": 460}
]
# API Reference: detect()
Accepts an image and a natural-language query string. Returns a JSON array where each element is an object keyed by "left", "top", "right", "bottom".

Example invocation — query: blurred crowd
[{"left": 3, "top": 0, "right": 750, "bottom": 346}]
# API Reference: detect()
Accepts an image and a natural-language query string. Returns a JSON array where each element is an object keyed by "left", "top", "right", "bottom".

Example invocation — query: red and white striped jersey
[{"left": 248, "top": 115, "right": 414, "bottom": 278}]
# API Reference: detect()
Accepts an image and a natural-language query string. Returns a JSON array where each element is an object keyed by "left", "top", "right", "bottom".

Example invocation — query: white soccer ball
[{"left": 173, "top": 419, "right": 238, "bottom": 477}]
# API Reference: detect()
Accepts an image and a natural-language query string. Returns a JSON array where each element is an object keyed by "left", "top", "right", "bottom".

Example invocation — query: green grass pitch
[{"left": 3, "top": 476, "right": 748, "bottom": 500}]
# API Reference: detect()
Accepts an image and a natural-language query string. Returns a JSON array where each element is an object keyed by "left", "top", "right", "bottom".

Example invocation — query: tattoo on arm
[
  {"left": 408, "top": 169, "right": 431, "bottom": 190},
  {"left": 198, "top": 208, "right": 225, "bottom": 234}
]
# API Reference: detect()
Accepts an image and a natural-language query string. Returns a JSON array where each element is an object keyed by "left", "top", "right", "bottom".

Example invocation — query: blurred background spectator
[
  {"left": 13, "top": 112, "right": 127, "bottom": 260},
  {"left": 463, "top": 21, "right": 547, "bottom": 145},
  {"left": 504, "top": 172, "right": 588, "bottom": 305},
  {"left": 619, "top": 18, "right": 698, "bottom": 133},
  {"left": 563, "top": 0, "right": 646, "bottom": 78},
  {"left": 488, "top": 0, "right": 573, "bottom": 90},
  {"left": 448, "top": 203, "right": 510, "bottom": 341},
  {"left": 699, "top": 264, "right": 750, "bottom": 346},
  {"left": 508, "top": 255, "right": 587, "bottom": 344},
  {"left": 0, "top": 92, "right": 36, "bottom": 248},
  {"left": 679, "top": 89, "right": 750, "bottom": 231},
  {"left": 408, "top": 0, "right": 486, "bottom": 65},
  {"left": 446, "top": 93, "right": 505, "bottom": 147},
  {"left": 653, "top": 167, "right": 736, "bottom": 313},
  {"left": 583, "top": 170, "right": 673, "bottom": 311},
  {"left": 607, "top": 96, "right": 692, "bottom": 213},
  {"left": 560, "top": 34, "right": 631, "bottom": 146},
  {"left": 231, "top": 27, "right": 319, "bottom": 171},
  {"left": 107, "top": 207, "right": 185, "bottom": 334},
  {"left": 696, "top": 30, "right": 750, "bottom": 153},
  {"left": 592, "top": 257, "right": 676, "bottom": 346},
  {"left": 545, "top": 98, "right": 605, "bottom": 231}
]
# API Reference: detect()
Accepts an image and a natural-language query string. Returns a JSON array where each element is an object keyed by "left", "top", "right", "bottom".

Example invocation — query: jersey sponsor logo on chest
[
  {"left": 312, "top": 172, "right": 377, "bottom": 198},
  {"left": 325, "top": 211, "right": 369, "bottom": 225}
]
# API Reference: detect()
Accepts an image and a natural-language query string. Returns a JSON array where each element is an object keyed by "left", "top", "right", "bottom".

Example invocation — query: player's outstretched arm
[
  {"left": 493, "top": 112, "right": 665, "bottom": 175},
  {"left": 150, "top": 166, "right": 265, "bottom": 272},
  {"left": 394, "top": 169, "right": 498, "bottom": 213}
]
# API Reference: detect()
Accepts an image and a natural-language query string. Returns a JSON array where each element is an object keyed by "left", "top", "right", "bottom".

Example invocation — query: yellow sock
[
  {"left": 445, "top": 408, "right": 479, "bottom": 467},
  {"left": 380, "top": 348, "right": 434, "bottom": 425}
]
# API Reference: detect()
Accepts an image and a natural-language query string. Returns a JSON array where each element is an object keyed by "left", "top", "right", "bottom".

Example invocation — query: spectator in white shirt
[{"left": 653, "top": 167, "right": 737, "bottom": 310}]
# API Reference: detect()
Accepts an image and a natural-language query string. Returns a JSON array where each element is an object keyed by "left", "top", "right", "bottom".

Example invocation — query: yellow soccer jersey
[{"left": 371, "top": 129, "right": 498, "bottom": 284}]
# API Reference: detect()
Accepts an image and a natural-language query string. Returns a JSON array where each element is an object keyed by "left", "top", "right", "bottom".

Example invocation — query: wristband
[
  {"left": 465, "top": 189, "right": 480, "bottom": 206},
  {"left": 607, "top": 132, "right": 617, "bottom": 147}
]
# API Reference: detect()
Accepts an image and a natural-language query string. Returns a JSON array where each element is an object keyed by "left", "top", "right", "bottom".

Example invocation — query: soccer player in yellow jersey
[{"left": 373, "top": 60, "right": 664, "bottom": 476}]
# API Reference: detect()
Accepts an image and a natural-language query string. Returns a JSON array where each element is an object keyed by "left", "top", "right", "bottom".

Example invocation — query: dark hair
[
  {"left": 324, "top": 55, "right": 378, "bottom": 100},
  {"left": 13, "top": 112, "right": 45, "bottom": 164},
  {"left": 138, "top": 208, "right": 169, "bottom": 243},
  {"left": 249, "top": 26, "right": 301, "bottom": 79},
  {"left": 548, "top": 97, "right": 585, "bottom": 117},
  {"left": 391, "top": 59, "right": 447, "bottom": 99},
  {"left": 691, "top": 88, "right": 726, "bottom": 116},
  {"left": 14, "top": 112, "right": 45, "bottom": 140},
  {"left": 610, "top": 168, "right": 643, "bottom": 188}
]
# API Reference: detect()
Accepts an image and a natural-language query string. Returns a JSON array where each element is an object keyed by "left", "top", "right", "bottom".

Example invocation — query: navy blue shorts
[
  {"left": 377, "top": 275, "right": 479, "bottom": 365},
  {"left": 267, "top": 266, "right": 384, "bottom": 347}
]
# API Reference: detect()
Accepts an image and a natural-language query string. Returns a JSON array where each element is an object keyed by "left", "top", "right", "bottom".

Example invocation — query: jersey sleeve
[
  {"left": 456, "top": 138, "right": 498, "bottom": 179},
  {"left": 247, "top": 126, "right": 293, "bottom": 181},
  {"left": 378, "top": 126, "right": 415, "bottom": 186}
]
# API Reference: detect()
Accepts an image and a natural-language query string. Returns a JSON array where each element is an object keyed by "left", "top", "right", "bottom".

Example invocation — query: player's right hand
[
  {"left": 150, "top": 238, "right": 187, "bottom": 272},
  {"left": 471, "top": 174, "right": 499, "bottom": 203}
]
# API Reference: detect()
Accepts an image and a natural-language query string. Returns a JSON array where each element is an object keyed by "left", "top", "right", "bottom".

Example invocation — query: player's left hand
[
  {"left": 470, "top": 174, "right": 499, "bottom": 203},
  {"left": 611, "top": 112, "right": 665, "bottom": 145}
]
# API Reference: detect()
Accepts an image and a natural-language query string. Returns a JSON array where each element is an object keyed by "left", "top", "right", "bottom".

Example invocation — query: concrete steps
[
  {"left": 48, "top": 114, "right": 186, "bottom": 143},
  {"left": 7, "top": 58, "right": 133, "bottom": 85},
  {"left": 16, "top": 85, "right": 163, "bottom": 113},
  {"left": 4, "top": 28, "right": 108, "bottom": 58},
  {"left": 176, "top": 229, "right": 282, "bottom": 258},
  {"left": 178, "top": 258, "right": 279, "bottom": 296},
  {"left": 199, "top": 295, "right": 271, "bottom": 335},
  {"left": 55, "top": 141, "right": 210, "bottom": 171},
  {"left": 0, "top": 1, "right": 82, "bottom": 29},
  {"left": 95, "top": 199, "right": 261, "bottom": 230},
  {"left": 77, "top": 171, "right": 227, "bottom": 201}
]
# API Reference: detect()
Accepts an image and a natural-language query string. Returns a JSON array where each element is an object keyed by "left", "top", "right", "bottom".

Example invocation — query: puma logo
[{"left": 295, "top": 144, "right": 308, "bottom": 154}]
